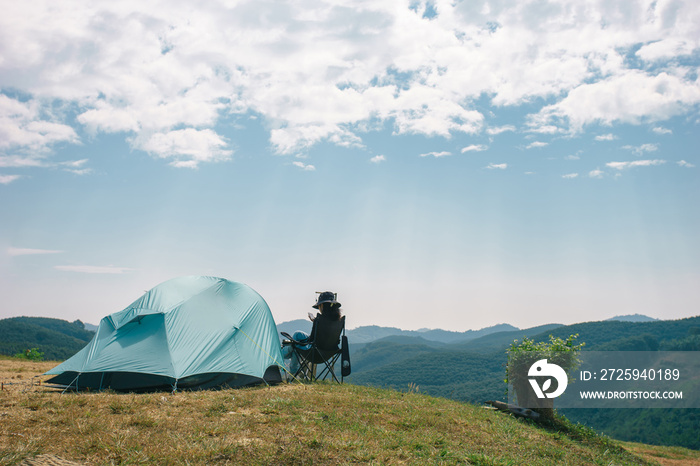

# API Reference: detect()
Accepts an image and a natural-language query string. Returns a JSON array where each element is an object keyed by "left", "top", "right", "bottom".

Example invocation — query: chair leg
[
  {"left": 293, "top": 351, "right": 313, "bottom": 382},
  {"left": 293, "top": 348, "right": 342, "bottom": 383},
  {"left": 299, "top": 359, "right": 312, "bottom": 381},
  {"left": 315, "top": 354, "right": 341, "bottom": 383}
]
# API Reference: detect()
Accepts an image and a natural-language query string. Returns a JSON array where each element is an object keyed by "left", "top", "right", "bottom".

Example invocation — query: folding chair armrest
[
  {"left": 280, "top": 332, "right": 310, "bottom": 345},
  {"left": 280, "top": 332, "right": 293, "bottom": 346}
]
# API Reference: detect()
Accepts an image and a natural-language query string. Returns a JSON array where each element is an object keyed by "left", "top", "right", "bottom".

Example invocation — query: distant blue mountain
[
  {"left": 406, "top": 324, "right": 519, "bottom": 344},
  {"left": 276, "top": 319, "right": 312, "bottom": 338},
  {"left": 606, "top": 314, "right": 658, "bottom": 323},
  {"left": 275, "top": 320, "right": 518, "bottom": 345},
  {"left": 454, "top": 323, "right": 565, "bottom": 353},
  {"left": 83, "top": 322, "right": 99, "bottom": 332}
]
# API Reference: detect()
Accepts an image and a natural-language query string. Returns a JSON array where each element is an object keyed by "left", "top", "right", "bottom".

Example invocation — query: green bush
[
  {"left": 14, "top": 348, "right": 45, "bottom": 361},
  {"left": 506, "top": 334, "right": 584, "bottom": 418}
]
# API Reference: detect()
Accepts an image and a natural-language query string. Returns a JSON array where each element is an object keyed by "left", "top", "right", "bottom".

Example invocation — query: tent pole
[{"left": 63, "top": 373, "right": 80, "bottom": 394}]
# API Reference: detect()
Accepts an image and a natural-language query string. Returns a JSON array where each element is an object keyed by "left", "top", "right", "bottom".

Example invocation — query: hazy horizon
[{"left": 4, "top": 308, "right": 687, "bottom": 335}]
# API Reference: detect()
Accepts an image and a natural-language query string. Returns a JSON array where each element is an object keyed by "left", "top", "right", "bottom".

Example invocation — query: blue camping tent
[{"left": 46, "top": 276, "right": 283, "bottom": 391}]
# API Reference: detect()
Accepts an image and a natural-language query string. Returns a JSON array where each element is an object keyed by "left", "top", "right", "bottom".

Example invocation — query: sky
[{"left": 1, "top": 0, "right": 699, "bottom": 332}]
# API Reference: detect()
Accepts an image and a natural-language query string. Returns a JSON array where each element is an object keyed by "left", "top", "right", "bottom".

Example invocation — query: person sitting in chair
[
  {"left": 282, "top": 291, "right": 346, "bottom": 381},
  {"left": 304, "top": 292, "right": 343, "bottom": 378}
]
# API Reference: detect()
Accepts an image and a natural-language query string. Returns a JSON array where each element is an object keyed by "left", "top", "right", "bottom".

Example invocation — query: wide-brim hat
[{"left": 313, "top": 291, "right": 341, "bottom": 309}]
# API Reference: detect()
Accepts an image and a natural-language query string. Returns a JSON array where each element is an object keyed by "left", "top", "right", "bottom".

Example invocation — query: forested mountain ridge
[{"left": 0, "top": 317, "right": 94, "bottom": 360}]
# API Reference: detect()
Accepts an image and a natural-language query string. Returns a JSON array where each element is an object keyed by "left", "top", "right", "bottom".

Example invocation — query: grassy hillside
[
  {"left": 3, "top": 358, "right": 699, "bottom": 465},
  {"left": 0, "top": 317, "right": 94, "bottom": 360},
  {"left": 348, "top": 316, "right": 700, "bottom": 450}
]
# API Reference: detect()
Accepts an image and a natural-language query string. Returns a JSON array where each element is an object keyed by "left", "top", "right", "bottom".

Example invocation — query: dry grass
[
  {"left": 620, "top": 442, "right": 700, "bottom": 466},
  {"left": 1, "top": 357, "right": 697, "bottom": 465}
]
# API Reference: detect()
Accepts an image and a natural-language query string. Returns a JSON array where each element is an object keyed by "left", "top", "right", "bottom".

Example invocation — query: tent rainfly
[{"left": 46, "top": 276, "right": 283, "bottom": 391}]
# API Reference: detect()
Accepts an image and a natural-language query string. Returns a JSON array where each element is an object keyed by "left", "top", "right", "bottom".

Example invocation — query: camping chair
[{"left": 281, "top": 315, "right": 348, "bottom": 383}]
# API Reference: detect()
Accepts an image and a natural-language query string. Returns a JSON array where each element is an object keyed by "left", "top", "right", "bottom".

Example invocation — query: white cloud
[
  {"left": 77, "top": 105, "right": 140, "bottom": 134},
  {"left": 0, "top": 155, "right": 92, "bottom": 174},
  {"left": 486, "top": 125, "right": 516, "bottom": 136},
  {"left": 271, "top": 124, "right": 364, "bottom": 155},
  {"left": 170, "top": 160, "right": 199, "bottom": 169},
  {"left": 137, "top": 128, "right": 232, "bottom": 168},
  {"left": 677, "top": 160, "right": 695, "bottom": 168},
  {"left": 370, "top": 155, "right": 386, "bottom": 163},
  {"left": 486, "top": 163, "right": 507, "bottom": 170},
  {"left": 652, "top": 126, "right": 673, "bottom": 135},
  {"left": 533, "top": 71, "right": 700, "bottom": 133},
  {"left": 622, "top": 143, "right": 659, "bottom": 155},
  {"left": 589, "top": 169, "right": 604, "bottom": 179},
  {"left": 636, "top": 40, "right": 696, "bottom": 62},
  {"left": 0, "top": 95, "right": 79, "bottom": 155},
  {"left": 0, "top": 155, "right": 45, "bottom": 168},
  {"left": 528, "top": 125, "right": 561, "bottom": 135},
  {"left": 8, "top": 247, "right": 63, "bottom": 256},
  {"left": 420, "top": 151, "right": 451, "bottom": 158},
  {"left": 526, "top": 141, "right": 548, "bottom": 149},
  {"left": 392, "top": 91, "right": 485, "bottom": 137},
  {"left": 1, "top": 0, "right": 699, "bottom": 166},
  {"left": 606, "top": 159, "right": 667, "bottom": 170},
  {"left": 54, "top": 265, "right": 133, "bottom": 274},
  {"left": 461, "top": 144, "right": 488, "bottom": 153},
  {"left": 68, "top": 169, "right": 92, "bottom": 175},
  {"left": 595, "top": 134, "right": 617, "bottom": 141},
  {"left": 58, "top": 158, "right": 92, "bottom": 175},
  {"left": 0, "top": 174, "right": 21, "bottom": 184},
  {"left": 565, "top": 154, "right": 580, "bottom": 160},
  {"left": 562, "top": 173, "right": 578, "bottom": 179},
  {"left": 58, "top": 159, "right": 88, "bottom": 168},
  {"left": 292, "top": 161, "right": 316, "bottom": 171}
]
